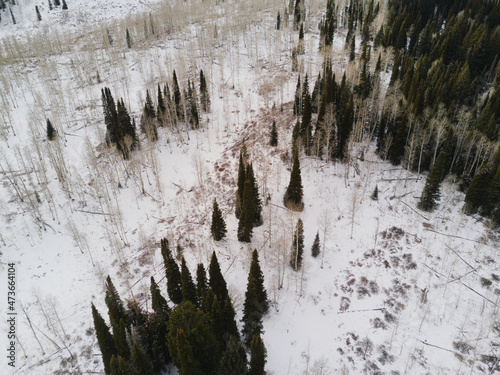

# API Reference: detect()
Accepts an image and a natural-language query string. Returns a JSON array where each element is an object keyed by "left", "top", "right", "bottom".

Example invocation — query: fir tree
[
  {"left": 157, "top": 83, "right": 166, "bottom": 124},
  {"left": 150, "top": 276, "right": 170, "bottom": 319},
  {"left": 91, "top": 303, "right": 117, "bottom": 375},
  {"left": 199, "top": 69, "right": 210, "bottom": 112},
  {"left": 126, "top": 28, "right": 132, "bottom": 48},
  {"left": 249, "top": 335, "right": 267, "bottom": 375},
  {"left": 161, "top": 238, "right": 183, "bottom": 305},
  {"left": 371, "top": 185, "right": 379, "bottom": 201},
  {"left": 46, "top": 119, "right": 56, "bottom": 140},
  {"left": 218, "top": 336, "right": 248, "bottom": 375},
  {"left": 283, "top": 149, "right": 304, "bottom": 211},
  {"left": 209, "top": 251, "right": 229, "bottom": 307},
  {"left": 276, "top": 11, "right": 281, "bottom": 30},
  {"left": 290, "top": 218, "right": 305, "bottom": 270},
  {"left": 196, "top": 263, "right": 208, "bottom": 302},
  {"left": 111, "top": 318, "right": 129, "bottom": 361},
  {"left": 311, "top": 231, "right": 320, "bottom": 258},
  {"left": 270, "top": 120, "right": 278, "bottom": 146},
  {"left": 418, "top": 148, "right": 448, "bottom": 212},
  {"left": 176, "top": 328, "right": 202, "bottom": 375},
  {"left": 36, "top": 6, "right": 41, "bottom": 21},
  {"left": 222, "top": 294, "right": 240, "bottom": 343},
  {"left": 181, "top": 258, "right": 198, "bottom": 306},
  {"left": 62, "top": 0, "right": 67, "bottom": 9},
  {"left": 235, "top": 148, "right": 246, "bottom": 218},
  {"left": 109, "top": 355, "right": 132, "bottom": 375},
  {"left": 141, "top": 89, "right": 158, "bottom": 141},
  {"left": 131, "top": 342, "right": 153, "bottom": 375},
  {"left": 54, "top": 0, "right": 60, "bottom": 6},
  {"left": 172, "top": 70, "right": 183, "bottom": 121},
  {"left": 187, "top": 79, "right": 200, "bottom": 128},
  {"left": 211, "top": 198, "right": 227, "bottom": 241},
  {"left": 301, "top": 92, "right": 313, "bottom": 155},
  {"left": 247, "top": 163, "right": 263, "bottom": 227},
  {"left": 104, "top": 276, "right": 127, "bottom": 327},
  {"left": 349, "top": 36, "right": 356, "bottom": 61},
  {"left": 238, "top": 180, "right": 254, "bottom": 242},
  {"left": 249, "top": 249, "right": 269, "bottom": 314}
]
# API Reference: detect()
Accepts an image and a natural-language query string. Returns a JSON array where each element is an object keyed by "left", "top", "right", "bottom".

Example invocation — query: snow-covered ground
[{"left": 0, "top": 0, "right": 499, "bottom": 374}]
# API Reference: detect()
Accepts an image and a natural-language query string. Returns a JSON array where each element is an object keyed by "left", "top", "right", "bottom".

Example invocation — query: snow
[{"left": 0, "top": 0, "right": 499, "bottom": 374}]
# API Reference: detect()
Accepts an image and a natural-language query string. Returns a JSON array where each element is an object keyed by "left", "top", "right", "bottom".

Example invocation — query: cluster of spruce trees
[{"left": 92, "top": 240, "right": 269, "bottom": 375}]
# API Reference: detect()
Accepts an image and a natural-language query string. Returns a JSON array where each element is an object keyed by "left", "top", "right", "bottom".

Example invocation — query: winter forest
[{"left": 0, "top": 0, "right": 499, "bottom": 374}]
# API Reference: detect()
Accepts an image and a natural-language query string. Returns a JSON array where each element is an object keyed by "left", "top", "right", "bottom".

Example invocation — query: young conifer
[
  {"left": 126, "top": 28, "right": 132, "bottom": 48},
  {"left": 131, "top": 342, "right": 153, "bottom": 375},
  {"left": 62, "top": 0, "right": 67, "bottom": 9},
  {"left": 270, "top": 120, "right": 278, "bottom": 146},
  {"left": 209, "top": 252, "right": 229, "bottom": 307},
  {"left": 235, "top": 149, "right": 246, "bottom": 218},
  {"left": 199, "top": 70, "right": 210, "bottom": 112},
  {"left": 211, "top": 198, "right": 227, "bottom": 241},
  {"left": 290, "top": 218, "right": 305, "bottom": 270},
  {"left": 249, "top": 335, "right": 267, "bottom": 375},
  {"left": 238, "top": 180, "right": 254, "bottom": 242},
  {"left": 311, "top": 231, "right": 320, "bottom": 257},
  {"left": 46, "top": 119, "right": 56, "bottom": 140},
  {"left": 161, "top": 238, "right": 183, "bottom": 305},
  {"left": 371, "top": 185, "right": 379, "bottom": 201},
  {"left": 218, "top": 336, "right": 248, "bottom": 375},
  {"left": 196, "top": 263, "right": 208, "bottom": 301},
  {"left": 284, "top": 149, "right": 304, "bottom": 211},
  {"left": 36, "top": 6, "right": 41, "bottom": 21},
  {"left": 181, "top": 258, "right": 198, "bottom": 306},
  {"left": 91, "top": 303, "right": 117, "bottom": 374}
]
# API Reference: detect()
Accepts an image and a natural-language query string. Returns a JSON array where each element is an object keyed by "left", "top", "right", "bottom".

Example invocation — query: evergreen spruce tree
[
  {"left": 149, "top": 277, "right": 171, "bottom": 370},
  {"left": 109, "top": 355, "right": 132, "bottom": 375},
  {"left": 371, "top": 185, "right": 379, "bottom": 201},
  {"left": 249, "top": 335, "right": 267, "bottom": 375},
  {"left": 150, "top": 276, "right": 170, "bottom": 318},
  {"left": 249, "top": 249, "right": 269, "bottom": 314},
  {"left": 301, "top": 92, "right": 313, "bottom": 155},
  {"left": 238, "top": 180, "right": 254, "bottom": 242},
  {"left": 199, "top": 69, "right": 210, "bottom": 112},
  {"left": 104, "top": 276, "right": 127, "bottom": 326},
  {"left": 181, "top": 258, "right": 198, "bottom": 306},
  {"left": 46, "top": 119, "right": 56, "bottom": 140},
  {"left": 247, "top": 163, "right": 263, "bottom": 227},
  {"left": 172, "top": 70, "right": 183, "bottom": 121},
  {"left": 209, "top": 251, "right": 229, "bottom": 307},
  {"left": 283, "top": 149, "right": 304, "bottom": 211},
  {"left": 222, "top": 294, "right": 240, "bottom": 343},
  {"left": 131, "top": 342, "right": 153, "bottom": 375},
  {"left": 110, "top": 318, "right": 129, "bottom": 361},
  {"left": 290, "top": 218, "right": 305, "bottom": 270},
  {"left": 161, "top": 238, "right": 183, "bottom": 305},
  {"left": 276, "top": 11, "right": 281, "bottom": 30},
  {"left": 62, "top": 0, "right": 67, "bottom": 9},
  {"left": 116, "top": 99, "right": 137, "bottom": 159},
  {"left": 187, "top": 79, "right": 200, "bottom": 128},
  {"left": 176, "top": 328, "right": 202, "bottom": 375},
  {"left": 196, "top": 263, "right": 208, "bottom": 302},
  {"left": 270, "top": 120, "right": 278, "bottom": 146},
  {"left": 91, "top": 303, "right": 117, "bottom": 375},
  {"left": 141, "top": 89, "right": 158, "bottom": 141},
  {"left": 293, "top": 76, "right": 302, "bottom": 116},
  {"left": 349, "top": 36, "right": 356, "bottom": 61},
  {"left": 235, "top": 149, "right": 246, "bottom": 218},
  {"left": 54, "top": 0, "right": 60, "bottom": 6},
  {"left": 218, "top": 336, "right": 248, "bottom": 375},
  {"left": 418, "top": 148, "right": 448, "bottom": 211},
  {"left": 211, "top": 198, "right": 227, "bottom": 241},
  {"left": 126, "top": 28, "right": 132, "bottom": 49},
  {"left": 36, "top": 6, "right": 41, "bottom": 21},
  {"left": 157, "top": 83, "right": 166, "bottom": 124},
  {"left": 210, "top": 295, "right": 225, "bottom": 349},
  {"left": 311, "top": 231, "right": 320, "bottom": 257},
  {"left": 48, "top": 0, "right": 53, "bottom": 11}
]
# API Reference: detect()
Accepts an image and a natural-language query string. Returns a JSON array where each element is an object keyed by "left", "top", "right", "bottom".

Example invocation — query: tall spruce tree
[
  {"left": 222, "top": 294, "right": 240, "bottom": 343},
  {"left": 218, "top": 336, "right": 248, "bottom": 375},
  {"left": 247, "top": 164, "right": 263, "bottom": 227},
  {"left": 141, "top": 89, "right": 158, "bottom": 141},
  {"left": 211, "top": 198, "right": 227, "bottom": 241},
  {"left": 196, "top": 263, "right": 208, "bottom": 301},
  {"left": 172, "top": 70, "right": 183, "bottom": 121},
  {"left": 199, "top": 69, "right": 210, "bottom": 112},
  {"left": 104, "top": 276, "right": 127, "bottom": 327},
  {"left": 249, "top": 335, "right": 267, "bottom": 375},
  {"left": 236, "top": 149, "right": 246, "bottom": 218},
  {"left": 181, "top": 258, "right": 198, "bottom": 306},
  {"left": 46, "top": 119, "right": 56, "bottom": 140},
  {"left": 270, "top": 120, "right": 278, "bottom": 146},
  {"left": 161, "top": 238, "right": 183, "bottom": 305},
  {"left": 209, "top": 252, "right": 229, "bottom": 307},
  {"left": 91, "top": 303, "right": 117, "bottom": 375},
  {"left": 109, "top": 355, "right": 132, "bottom": 375},
  {"left": 284, "top": 149, "right": 304, "bottom": 211},
  {"left": 290, "top": 218, "right": 305, "bottom": 270},
  {"left": 126, "top": 28, "right": 132, "bottom": 48},
  {"left": 418, "top": 148, "right": 448, "bottom": 211},
  {"left": 311, "top": 231, "right": 320, "bottom": 258},
  {"left": 62, "top": 0, "right": 67, "bottom": 9},
  {"left": 175, "top": 328, "right": 202, "bottom": 375},
  {"left": 238, "top": 180, "right": 254, "bottom": 242},
  {"left": 36, "top": 6, "right": 41, "bottom": 21},
  {"left": 131, "top": 342, "right": 153, "bottom": 375}
]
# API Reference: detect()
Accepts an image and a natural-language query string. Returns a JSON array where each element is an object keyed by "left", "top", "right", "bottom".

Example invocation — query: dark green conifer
[
  {"left": 161, "top": 238, "right": 183, "bottom": 305},
  {"left": 175, "top": 328, "right": 202, "bottom": 375},
  {"left": 222, "top": 294, "right": 240, "bottom": 343},
  {"left": 172, "top": 70, "right": 183, "bottom": 121},
  {"left": 105, "top": 276, "right": 127, "bottom": 326},
  {"left": 196, "top": 263, "right": 208, "bottom": 302},
  {"left": 109, "top": 355, "right": 132, "bottom": 375},
  {"left": 235, "top": 149, "right": 246, "bottom": 218},
  {"left": 283, "top": 149, "right": 304, "bottom": 211},
  {"left": 371, "top": 185, "right": 379, "bottom": 201},
  {"left": 181, "top": 258, "right": 198, "bottom": 306},
  {"left": 46, "top": 119, "right": 56, "bottom": 140},
  {"left": 141, "top": 89, "right": 158, "bottom": 141},
  {"left": 311, "top": 231, "right": 320, "bottom": 257},
  {"left": 110, "top": 317, "right": 129, "bottom": 361},
  {"left": 249, "top": 335, "right": 266, "bottom": 375},
  {"left": 36, "top": 6, "right": 41, "bottom": 21},
  {"left": 126, "top": 28, "right": 132, "bottom": 48},
  {"left": 131, "top": 342, "right": 153, "bottom": 375},
  {"left": 157, "top": 84, "right": 166, "bottom": 123},
  {"left": 238, "top": 180, "right": 254, "bottom": 242},
  {"left": 211, "top": 198, "right": 227, "bottom": 241},
  {"left": 62, "top": 0, "right": 67, "bottom": 9},
  {"left": 218, "top": 336, "right": 248, "bottom": 375},
  {"left": 301, "top": 92, "right": 313, "bottom": 155},
  {"left": 209, "top": 252, "right": 229, "bottom": 307},
  {"left": 199, "top": 70, "right": 210, "bottom": 112},
  {"left": 276, "top": 11, "right": 281, "bottom": 30},
  {"left": 246, "top": 163, "right": 263, "bottom": 227},
  {"left": 290, "top": 218, "right": 304, "bottom": 270},
  {"left": 54, "top": 0, "right": 60, "bottom": 6},
  {"left": 270, "top": 120, "right": 278, "bottom": 146},
  {"left": 91, "top": 303, "right": 117, "bottom": 374},
  {"left": 418, "top": 148, "right": 448, "bottom": 212},
  {"left": 349, "top": 36, "right": 356, "bottom": 61}
]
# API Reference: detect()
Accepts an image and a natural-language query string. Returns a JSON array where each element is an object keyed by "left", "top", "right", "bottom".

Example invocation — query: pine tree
[
  {"left": 54, "top": 0, "right": 60, "bottom": 6},
  {"left": 157, "top": 83, "right": 166, "bottom": 124},
  {"left": 276, "top": 11, "right": 281, "bottom": 30},
  {"left": 109, "top": 355, "right": 132, "bottom": 375},
  {"left": 196, "top": 263, "right": 208, "bottom": 302},
  {"left": 209, "top": 252, "right": 229, "bottom": 307},
  {"left": 46, "top": 119, "right": 56, "bottom": 140},
  {"left": 283, "top": 149, "right": 304, "bottom": 211},
  {"left": 311, "top": 231, "right": 320, "bottom": 257},
  {"left": 290, "top": 218, "right": 305, "bottom": 270},
  {"left": 418, "top": 148, "right": 448, "bottom": 211},
  {"left": 235, "top": 149, "right": 246, "bottom": 218},
  {"left": 249, "top": 335, "right": 266, "bottom": 375},
  {"left": 175, "top": 328, "right": 202, "bottom": 375},
  {"left": 131, "top": 342, "right": 153, "bottom": 375},
  {"left": 36, "top": 6, "right": 41, "bottom": 21},
  {"left": 161, "top": 238, "right": 183, "bottom": 305},
  {"left": 270, "top": 120, "right": 278, "bottom": 146},
  {"left": 149, "top": 276, "right": 171, "bottom": 370},
  {"left": 301, "top": 92, "right": 313, "bottom": 155},
  {"left": 62, "top": 0, "right": 67, "bottom": 9},
  {"left": 92, "top": 303, "right": 117, "bottom": 375},
  {"left": 141, "top": 89, "right": 158, "bottom": 141},
  {"left": 181, "top": 258, "right": 198, "bottom": 306},
  {"left": 349, "top": 36, "right": 356, "bottom": 61},
  {"left": 218, "top": 336, "right": 248, "bottom": 375},
  {"left": 172, "top": 70, "right": 183, "bottom": 121},
  {"left": 249, "top": 250, "right": 269, "bottom": 314},
  {"left": 247, "top": 164, "right": 263, "bottom": 227},
  {"left": 150, "top": 276, "right": 170, "bottom": 319},
  {"left": 126, "top": 28, "right": 132, "bottom": 48},
  {"left": 211, "top": 198, "right": 227, "bottom": 241},
  {"left": 199, "top": 70, "right": 210, "bottom": 112},
  {"left": 371, "top": 185, "right": 379, "bottom": 201},
  {"left": 222, "top": 294, "right": 240, "bottom": 343},
  {"left": 187, "top": 79, "right": 200, "bottom": 128},
  {"left": 238, "top": 180, "right": 254, "bottom": 242},
  {"left": 110, "top": 317, "right": 129, "bottom": 361},
  {"left": 104, "top": 276, "right": 127, "bottom": 327}
]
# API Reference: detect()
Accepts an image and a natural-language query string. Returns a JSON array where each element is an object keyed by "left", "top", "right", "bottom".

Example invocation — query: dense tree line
[{"left": 92, "top": 242, "right": 269, "bottom": 374}]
